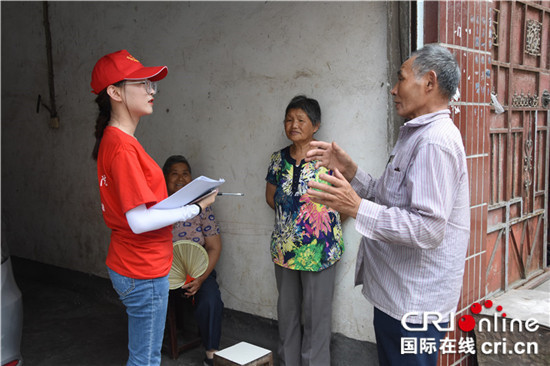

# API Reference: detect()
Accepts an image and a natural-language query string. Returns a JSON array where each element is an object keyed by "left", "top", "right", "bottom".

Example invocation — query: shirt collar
[{"left": 403, "top": 109, "right": 451, "bottom": 128}]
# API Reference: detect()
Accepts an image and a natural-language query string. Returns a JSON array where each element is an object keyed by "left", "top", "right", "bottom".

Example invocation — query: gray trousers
[{"left": 274, "top": 264, "right": 337, "bottom": 366}]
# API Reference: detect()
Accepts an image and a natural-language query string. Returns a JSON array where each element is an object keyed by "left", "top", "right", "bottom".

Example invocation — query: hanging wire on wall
[{"left": 36, "top": 1, "right": 59, "bottom": 129}]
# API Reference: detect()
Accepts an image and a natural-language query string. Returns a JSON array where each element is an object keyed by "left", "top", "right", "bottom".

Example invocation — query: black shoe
[{"left": 203, "top": 357, "right": 214, "bottom": 366}]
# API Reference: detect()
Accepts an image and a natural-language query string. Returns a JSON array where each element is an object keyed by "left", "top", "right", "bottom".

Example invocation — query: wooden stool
[
  {"left": 164, "top": 289, "right": 201, "bottom": 359},
  {"left": 213, "top": 342, "right": 273, "bottom": 366}
]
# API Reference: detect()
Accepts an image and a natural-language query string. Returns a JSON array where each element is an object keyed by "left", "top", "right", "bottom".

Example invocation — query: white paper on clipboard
[{"left": 152, "top": 176, "right": 225, "bottom": 209}]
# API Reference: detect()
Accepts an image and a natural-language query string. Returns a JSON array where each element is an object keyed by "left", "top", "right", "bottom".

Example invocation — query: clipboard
[
  {"left": 188, "top": 188, "right": 218, "bottom": 204},
  {"left": 152, "top": 176, "right": 225, "bottom": 209}
]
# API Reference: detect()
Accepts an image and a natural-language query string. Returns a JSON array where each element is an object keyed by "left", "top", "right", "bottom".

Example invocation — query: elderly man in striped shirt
[{"left": 306, "top": 43, "right": 470, "bottom": 366}]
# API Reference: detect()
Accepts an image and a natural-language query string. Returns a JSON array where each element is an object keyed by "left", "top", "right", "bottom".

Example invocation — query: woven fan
[{"left": 168, "top": 240, "right": 209, "bottom": 290}]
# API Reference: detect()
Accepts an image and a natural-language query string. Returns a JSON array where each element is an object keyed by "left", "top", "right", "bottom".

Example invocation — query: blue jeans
[
  {"left": 108, "top": 268, "right": 169, "bottom": 366},
  {"left": 373, "top": 307, "right": 448, "bottom": 366}
]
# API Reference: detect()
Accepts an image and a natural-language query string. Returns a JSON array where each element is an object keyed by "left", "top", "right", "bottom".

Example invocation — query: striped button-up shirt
[{"left": 352, "top": 109, "right": 470, "bottom": 323}]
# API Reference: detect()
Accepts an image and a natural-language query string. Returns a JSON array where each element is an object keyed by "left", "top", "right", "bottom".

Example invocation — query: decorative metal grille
[
  {"left": 512, "top": 91, "right": 539, "bottom": 108},
  {"left": 492, "top": 8, "right": 500, "bottom": 46},
  {"left": 525, "top": 19, "right": 542, "bottom": 56},
  {"left": 523, "top": 134, "right": 533, "bottom": 193}
]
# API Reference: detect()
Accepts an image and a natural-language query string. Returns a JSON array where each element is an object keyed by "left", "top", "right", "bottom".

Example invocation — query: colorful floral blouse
[
  {"left": 172, "top": 206, "right": 220, "bottom": 246},
  {"left": 266, "top": 146, "right": 344, "bottom": 272}
]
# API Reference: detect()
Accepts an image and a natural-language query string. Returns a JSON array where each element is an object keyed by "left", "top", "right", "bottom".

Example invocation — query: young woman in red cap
[{"left": 91, "top": 50, "right": 217, "bottom": 366}]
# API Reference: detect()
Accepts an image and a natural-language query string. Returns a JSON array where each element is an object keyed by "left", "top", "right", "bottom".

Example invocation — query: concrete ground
[{"left": 11, "top": 256, "right": 377, "bottom": 366}]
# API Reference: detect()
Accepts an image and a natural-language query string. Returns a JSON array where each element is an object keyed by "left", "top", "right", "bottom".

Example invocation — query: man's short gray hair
[{"left": 411, "top": 44, "right": 460, "bottom": 100}]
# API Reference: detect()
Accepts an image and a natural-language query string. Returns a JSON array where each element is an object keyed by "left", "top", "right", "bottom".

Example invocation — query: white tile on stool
[{"left": 214, "top": 341, "right": 271, "bottom": 365}]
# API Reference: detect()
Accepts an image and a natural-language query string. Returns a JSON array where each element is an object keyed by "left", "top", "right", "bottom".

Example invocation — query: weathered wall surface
[{"left": 1, "top": 1, "right": 391, "bottom": 342}]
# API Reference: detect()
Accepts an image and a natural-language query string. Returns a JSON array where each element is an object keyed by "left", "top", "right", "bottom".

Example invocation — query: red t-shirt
[{"left": 97, "top": 126, "right": 172, "bottom": 279}]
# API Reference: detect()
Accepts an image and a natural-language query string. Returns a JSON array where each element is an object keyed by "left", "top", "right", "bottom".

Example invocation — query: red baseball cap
[{"left": 91, "top": 50, "right": 168, "bottom": 94}]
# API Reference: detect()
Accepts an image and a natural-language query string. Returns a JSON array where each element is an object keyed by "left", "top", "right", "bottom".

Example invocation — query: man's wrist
[
  {"left": 344, "top": 163, "right": 358, "bottom": 182},
  {"left": 194, "top": 203, "right": 202, "bottom": 215}
]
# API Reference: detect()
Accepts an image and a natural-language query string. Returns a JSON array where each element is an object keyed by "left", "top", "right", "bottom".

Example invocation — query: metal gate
[{"left": 487, "top": 0, "right": 549, "bottom": 295}]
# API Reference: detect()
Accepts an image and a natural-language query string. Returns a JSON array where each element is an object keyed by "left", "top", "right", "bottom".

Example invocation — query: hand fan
[{"left": 168, "top": 240, "right": 209, "bottom": 290}]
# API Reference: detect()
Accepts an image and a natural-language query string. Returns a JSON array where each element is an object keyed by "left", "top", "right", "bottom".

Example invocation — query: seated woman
[{"left": 163, "top": 155, "right": 224, "bottom": 366}]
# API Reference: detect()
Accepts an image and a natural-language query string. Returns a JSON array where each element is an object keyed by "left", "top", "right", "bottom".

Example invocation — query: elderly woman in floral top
[{"left": 265, "top": 95, "right": 344, "bottom": 366}]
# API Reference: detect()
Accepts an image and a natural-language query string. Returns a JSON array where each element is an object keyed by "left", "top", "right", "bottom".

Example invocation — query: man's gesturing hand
[
  {"left": 305, "top": 141, "right": 358, "bottom": 182},
  {"left": 307, "top": 168, "right": 361, "bottom": 219}
]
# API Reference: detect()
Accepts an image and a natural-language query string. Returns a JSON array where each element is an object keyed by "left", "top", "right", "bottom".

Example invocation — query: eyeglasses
[{"left": 124, "top": 80, "right": 158, "bottom": 94}]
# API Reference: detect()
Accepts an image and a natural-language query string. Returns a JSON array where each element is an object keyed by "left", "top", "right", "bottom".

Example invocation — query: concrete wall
[{"left": 1, "top": 1, "right": 392, "bottom": 342}]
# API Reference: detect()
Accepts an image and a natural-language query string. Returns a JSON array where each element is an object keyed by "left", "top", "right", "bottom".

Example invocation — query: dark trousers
[
  {"left": 194, "top": 270, "right": 224, "bottom": 350},
  {"left": 373, "top": 307, "right": 448, "bottom": 366}
]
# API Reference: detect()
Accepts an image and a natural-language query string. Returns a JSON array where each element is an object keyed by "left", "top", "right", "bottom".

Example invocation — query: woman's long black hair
[{"left": 92, "top": 81, "right": 123, "bottom": 160}]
